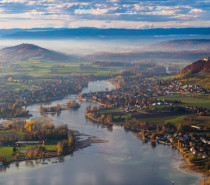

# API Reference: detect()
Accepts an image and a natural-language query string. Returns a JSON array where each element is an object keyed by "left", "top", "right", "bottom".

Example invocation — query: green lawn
[
  {"left": 19, "top": 144, "right": 56, "bottom": 151},
  {"left": 100, "top": 107, "right": 122, "bottom": 113},
  {"left": 158, "top": 94, "right": 210, "bottom": 109},
  {"left": 134, "top": 114, "right": 193, "bottom": 123},
  {"left": 0, "top": 147, "right": 13, "bottom": 162},
  {"left": 0, "top": 59, "right": 123, "bottom": 78},
  {"left": 0, "top": 143, "right": 57, "bottom": 163}
]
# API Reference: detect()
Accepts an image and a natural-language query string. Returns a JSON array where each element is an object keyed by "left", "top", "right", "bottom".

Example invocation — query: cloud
[
  {"left": 189, "top": 8, "right": 203, "bottom": 14},
  {"left": 75, "top": 7, "right": 117, "bottom": 15},
  {"left": 0, "top": 0, "right": 209, "bottom": 28},
  {"left": 0, "top": 0, "right": 27, "bottom": 3},
  {"left": 133, "top": 5, "right": 155, "bottom": 12}
]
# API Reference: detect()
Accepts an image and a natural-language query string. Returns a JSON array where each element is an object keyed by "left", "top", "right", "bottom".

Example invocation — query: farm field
[
  {"left": 0, "top": 58, "right": 123, "bottom": 78},
  {"left": 158, "top": 94, "right": 210, "bottom": 109}
]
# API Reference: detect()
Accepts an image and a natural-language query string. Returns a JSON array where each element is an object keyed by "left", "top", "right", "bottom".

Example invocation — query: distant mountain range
[
  {"left": 0, "top": 43, "right": 76, "bottom": 62},
  {"left": 87, "top": 50, "right": 210, "bottom": 63},
  {"left": 87, "top": 39, "right": 210, "bottom": 63},
  {"left": 1, "top": 27, "right": 210, "bottom": 38},
  {"left": 150, "top": 39, "right": 210, "bottom": 50}
]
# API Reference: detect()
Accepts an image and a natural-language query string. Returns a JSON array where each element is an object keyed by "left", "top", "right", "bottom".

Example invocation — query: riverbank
[
  {"left": 85, "top": 110, "right": 209, "bottom": 184},
  {"left": 133, "top": 134, "right": 209, "bottom": 176}
]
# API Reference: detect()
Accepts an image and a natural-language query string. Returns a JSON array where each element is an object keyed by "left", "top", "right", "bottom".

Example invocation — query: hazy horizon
[{"left": 0, "top": 34, "right": 210, "bottom": 56}]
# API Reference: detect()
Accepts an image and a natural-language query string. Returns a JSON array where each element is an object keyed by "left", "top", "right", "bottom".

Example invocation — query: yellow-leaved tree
[
  {"left": 8, "top": 77, "right": 13, "bottom": 82},
  {"left": 25, "top": 121, "right": 34, "bottom": 132}
]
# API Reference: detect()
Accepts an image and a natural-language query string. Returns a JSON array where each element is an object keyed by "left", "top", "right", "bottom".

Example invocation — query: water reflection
[
  {"left": 0, "top": 81, "right": 202, "bottom": 185},
  {"left": 151, "top": 141, "right": 156, "bottom": 149},
  {"left": 85, "top": 117, "right": 114, "bottom": 132}
]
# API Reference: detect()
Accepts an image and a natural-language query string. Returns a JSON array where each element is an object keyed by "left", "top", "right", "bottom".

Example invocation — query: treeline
[
  {"left": 85, "top": 105, "right": 210, "bottom": 134},
  {"left": 0, "top": 100, "right": 29, "bottom": 118},
  {"left": 1, "top": 121, "right": 73, "bottom": 143},
  {"left": 39, "top": 104, "right": 62, "bottom": 113},
  {"left": 23, "top": 124, "right": 70, "bottom": 141},
  {"left": 85, "top": 106, "right": 120, "bottom": 124},
  {"left": 66, "top": 100, "right": 80, "bottom": 108}
]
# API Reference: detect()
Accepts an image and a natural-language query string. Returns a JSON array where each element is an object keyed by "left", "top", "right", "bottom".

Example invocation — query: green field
[
  {"left": 146, "top": 75, "right": 175, "bottom": 80},
  {"left": 158, "top": 94, "right": 210, "bottom": 109},
  {"left": 0, "top": 143, "right": 57, "bottom": 163},
  {"left": 133, "top": 114, "right": 193, "bottom": 123},
  {"left": 0, "top": 147, "right": 13, "bottom": 162},
  {"left": 19, "top": 144, "right": 57, "bottom": 151},
  {"left": 100, "top": 107, "right": 122, "bottom": 113},
  {"left": 0, "top": 59, "right": 122, "bottom": 79}
]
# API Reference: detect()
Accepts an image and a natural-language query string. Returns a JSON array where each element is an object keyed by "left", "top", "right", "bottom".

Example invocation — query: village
[
  {"left": 79, "top": 76, "right": 209, "bottom": 114},
  {"left": 80, "top": 75, "right": 210, "bottom": 174}
]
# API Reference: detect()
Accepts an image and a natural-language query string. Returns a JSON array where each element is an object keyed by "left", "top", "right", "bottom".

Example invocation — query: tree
[
  {"left": 1, "top": 108, "right": 6, "bottom": 115},
  {"left": 0, "top": 156, "right": 6, "bottom": 163},
  {"left": 14, "top": 153, "right": 19, "bottom": 161},
  {"left": 56, "top": 142, "right": 64, "bottom": 155},
  {"left": 150, "top": 133, "right": 156, "bottom": 140},
  {"left": 13, "top": 146, "right": 17, "bottom": 153},
  {"left": 27, "top": 151, "right": 32, "bottom": 159},
  {"left": 106, "top": 114, "right": 113, "bottom": 123},
  {"left": 140, "top": 131, "right": 145, "bottom": 139},
  {"left": 8, "top": 77, "right": 13, "bottom": 82},
  {"left": 68, "top": 132, "right": 74, "bottom": 146},
  {"left": 25, "top": 121, "right": 34, "bottom": 132}
]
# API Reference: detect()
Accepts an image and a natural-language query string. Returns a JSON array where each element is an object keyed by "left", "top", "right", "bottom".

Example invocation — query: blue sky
[{"left": 0, "top": 0, "right": 209, "bottom": 29}]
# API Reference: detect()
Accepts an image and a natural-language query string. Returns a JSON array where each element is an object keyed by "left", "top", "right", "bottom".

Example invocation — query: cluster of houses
[
  {"left": 152, "top": 133, "right": 209, "bottom": 160},
  {"left": 162, "top": 81, "right": 209, "bottom": 95},
  {"left": 80, "top": 75, "right": 209, "bottom": 115}
]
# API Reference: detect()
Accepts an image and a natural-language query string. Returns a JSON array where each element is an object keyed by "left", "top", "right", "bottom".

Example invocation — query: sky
[{"left": 0, "top": 0, "right": 209, "bottom": 29}]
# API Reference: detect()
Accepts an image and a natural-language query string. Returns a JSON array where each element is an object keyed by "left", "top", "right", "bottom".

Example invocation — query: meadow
[
  {"left": 0, "top": 57, "right": 122, "bottom": 79},
  {"left": 157, "top": 94, "right": 210, "bottom": 109}
]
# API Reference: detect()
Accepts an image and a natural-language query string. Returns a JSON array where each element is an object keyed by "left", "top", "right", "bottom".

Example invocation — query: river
[{"left": 0, "top": 80, "right": 202, "bottom": 185}]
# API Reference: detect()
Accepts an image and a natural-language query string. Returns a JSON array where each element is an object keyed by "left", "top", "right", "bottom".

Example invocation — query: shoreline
[{"left": 86, "top": 112, "right": 208, "bottom": 184}]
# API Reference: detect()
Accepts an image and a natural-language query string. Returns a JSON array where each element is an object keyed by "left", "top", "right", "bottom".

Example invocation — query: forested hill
[
  {"left": 176, "top": 57, "right": 210, "bottom": 89},
  {"left": 0, "top": 43, "right": 75, "bottom": 62},
  {"left": 180, "top": 58, "right": 210, "bottom": 78}
]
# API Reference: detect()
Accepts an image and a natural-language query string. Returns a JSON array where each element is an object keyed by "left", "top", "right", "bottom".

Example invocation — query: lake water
[{"left": 0, "top": 80, "right": 202, "bottom": 185}]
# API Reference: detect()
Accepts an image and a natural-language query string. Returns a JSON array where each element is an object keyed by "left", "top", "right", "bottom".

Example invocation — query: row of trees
[
  {"left": 66, "top": 100, "right": 80, "bottom": 108},
  {"left": 39, "top": 104, "right": 62, "bottom": 113}
]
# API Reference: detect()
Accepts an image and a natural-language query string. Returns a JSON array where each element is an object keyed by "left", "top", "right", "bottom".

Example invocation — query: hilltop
[
  {"left": 0, "top": 43, "right": 75, "bottom": 62},
  {"left": 180, "top": 57, "right": 210, "bottom": 78},
  {"left": 87, "top": 50, "right": 210, "bottom": 63},
  {"left": 151, "top": 39, "right": 210, "bottom": 50},
  {"left": 177, "top": 57, "right": 210, "bottom": 88}
]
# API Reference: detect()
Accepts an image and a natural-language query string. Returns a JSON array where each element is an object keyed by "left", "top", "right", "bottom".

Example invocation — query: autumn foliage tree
[
  {"left": 56, "top": 142, "right": 64, "bottom": 155},
  {"left": 8, "top": 77, "right": 13, "bottom": 82},
  {"left": 25, "top": 121, "right": 34, "bottom": 132},
  {"left": 150, "top": 133, "right": 156, "bottom": 140}
]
